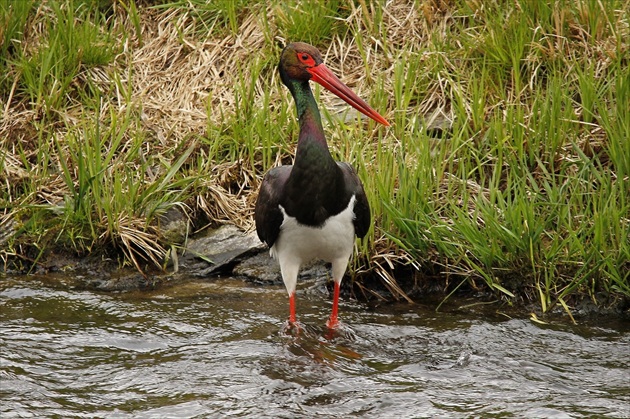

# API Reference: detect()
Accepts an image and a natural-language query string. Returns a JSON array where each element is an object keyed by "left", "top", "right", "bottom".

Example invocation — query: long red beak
[{"left": 307, "top": 64, "right": 390, "bottom": 127}]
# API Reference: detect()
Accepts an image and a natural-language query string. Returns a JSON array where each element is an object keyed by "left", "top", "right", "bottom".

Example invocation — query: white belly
[
  {"left": 271, "top": 195, "right": 357, "bottom": 265},
  {"left": 269, "top": 196, "right": 357, "bottom": 295}
]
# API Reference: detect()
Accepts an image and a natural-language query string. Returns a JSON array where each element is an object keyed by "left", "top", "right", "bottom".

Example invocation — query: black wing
[
  {"left": 338, "top": 162, "right": 371, "bottom": 238},
  {"left": 254, "top": 165, "right": 292, "bottom": 247}
]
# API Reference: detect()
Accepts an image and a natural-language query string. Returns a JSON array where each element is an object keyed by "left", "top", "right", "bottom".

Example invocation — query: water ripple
[{"left": 1, "top": 277, "right": 628, "bottom": 418}]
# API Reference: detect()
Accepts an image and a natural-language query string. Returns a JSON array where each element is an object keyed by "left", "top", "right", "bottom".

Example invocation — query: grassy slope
[{"left": 1, "top": 0, "right": 628, "bottom": 316}]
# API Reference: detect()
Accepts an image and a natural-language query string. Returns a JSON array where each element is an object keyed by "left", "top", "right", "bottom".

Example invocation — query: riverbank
[
  {"left": 3, "top": 234, "right": 628, "bottom": 323},
  {"left": 1, "top": 1, "right": 629, "bottom": 318}
]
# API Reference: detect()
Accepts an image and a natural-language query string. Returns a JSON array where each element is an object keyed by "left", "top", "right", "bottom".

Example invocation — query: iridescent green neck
[{"left": 288, "top": 80, "right": 324, "bottom": 138}]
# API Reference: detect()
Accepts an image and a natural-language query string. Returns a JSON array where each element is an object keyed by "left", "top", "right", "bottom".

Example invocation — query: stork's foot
[
  {"left": 325, "top": 314, "right": 340, "bottom": 330},
  {"left": 324, "top": 315, "right": 346, "bottom": 341},
  {"left": 281, "top": 318, "right": 303, "bottom": 335}
]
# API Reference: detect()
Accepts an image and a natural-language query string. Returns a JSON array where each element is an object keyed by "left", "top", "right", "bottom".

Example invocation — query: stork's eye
[{"left": 297, "top": 52, "right": 316, "bottom": 67}]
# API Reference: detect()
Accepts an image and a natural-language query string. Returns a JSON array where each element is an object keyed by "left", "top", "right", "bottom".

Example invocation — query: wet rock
[
  {"left": 181, "top": 224, "right": 265, "bottom": 276},
  {"left": 233, "top": 251, "right": 330, "bottom": 285},
  {"left": 158, "top": 206, "right": 190, "bottom": 244},
  {"left": 232, "top": 252, "right": 281, "bottom": 284},
  {"left": 81, "top": 269, "right": 156, "bottom": 291}
]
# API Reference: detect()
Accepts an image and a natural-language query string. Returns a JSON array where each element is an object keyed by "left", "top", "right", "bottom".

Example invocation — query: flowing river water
[{"left": 1, "top": 274, "right": 628, "bottom": 418}]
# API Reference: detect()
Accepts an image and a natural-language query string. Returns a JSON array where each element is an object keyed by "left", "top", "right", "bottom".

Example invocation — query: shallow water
[{"left": 1, "top": 275, "right": 628, "bottom": 418}]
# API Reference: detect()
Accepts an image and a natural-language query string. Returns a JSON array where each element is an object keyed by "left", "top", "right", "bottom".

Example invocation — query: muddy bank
[
  {"left": 2, "top": 223, "right": 326, "bottom": 291},
  {"left": 2, "top": 222, "right": 628, "bottom": 321},
  {"left": 3, "top": 225, "right": 263, "bottom": 288}
]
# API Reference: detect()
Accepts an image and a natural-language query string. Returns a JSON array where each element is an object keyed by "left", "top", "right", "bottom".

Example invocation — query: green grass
[
  {"left": 1, "top": 0, "right": 628, "bottom": 317},
  {"left": 9, "top": 1, "right": 117, "bottom": 118}
]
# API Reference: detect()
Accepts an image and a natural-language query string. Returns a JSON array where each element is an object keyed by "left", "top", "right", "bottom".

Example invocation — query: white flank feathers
[{"left": 270, "top": 195, "right": 357, "bottom": 295}]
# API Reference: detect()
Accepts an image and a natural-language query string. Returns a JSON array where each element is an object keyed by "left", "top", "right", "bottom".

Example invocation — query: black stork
[{"left": 255, "top": 42, "right": 389, "bottom": 330}]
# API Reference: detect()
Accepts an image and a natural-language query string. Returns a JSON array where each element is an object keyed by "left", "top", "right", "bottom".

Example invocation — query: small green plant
[
  {"left": 275, "top": 0, "right": 349, "bottom": 46},
  {"left": 11, "top": 1, "right": 116, "bottom": 118}
]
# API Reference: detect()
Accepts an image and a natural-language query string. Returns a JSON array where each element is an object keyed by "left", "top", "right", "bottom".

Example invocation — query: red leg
[
  {"left": 326, "top": 282, "right": 341, "bottom": 329},
  {"left": 289, "top": 292, "right": 297, "bottom": 324}
]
